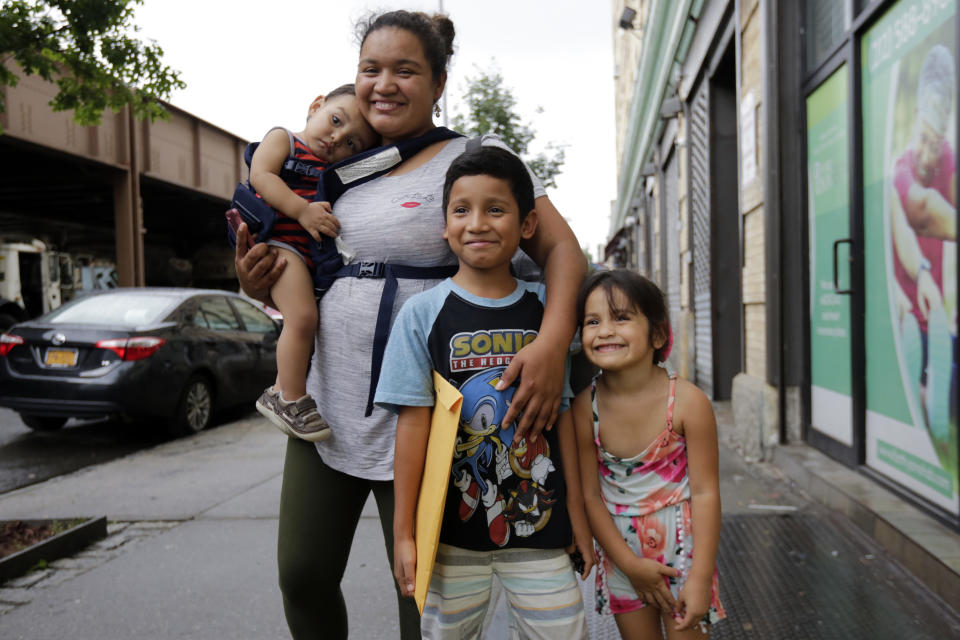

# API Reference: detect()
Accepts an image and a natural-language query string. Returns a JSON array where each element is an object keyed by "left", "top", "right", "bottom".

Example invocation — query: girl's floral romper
[{"left": 592, "top": 371, "right": 725, "bottom": 626}]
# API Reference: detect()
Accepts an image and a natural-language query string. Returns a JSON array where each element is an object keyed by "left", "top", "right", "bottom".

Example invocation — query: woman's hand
[
  {"left": 393, "top": 536, "right": 417, "bottom": 598},
  {"left": 623, "top": 556, "right": 678, "bottom": 612},
  {"left": 234, "top": 222, "right": 286, "bottom": 303},
  {"left": 674, "top": 575, "right": 711, "bottom": 631},
  {"left": 496, "top": 335, "right": 566, "bottom": 444}
]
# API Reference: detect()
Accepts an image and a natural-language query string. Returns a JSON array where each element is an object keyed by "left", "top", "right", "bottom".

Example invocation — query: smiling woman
[
  {"left": 233, "top": 9, "right": 586, "bottom": 639},
  {"left": 356, "top": 26, "right": 446, "bottom": 144}
]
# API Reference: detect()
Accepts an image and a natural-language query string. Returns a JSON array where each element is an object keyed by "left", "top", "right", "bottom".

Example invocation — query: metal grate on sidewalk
[{"left": 712, "top": 513, "right": 960, "bottom": 640}]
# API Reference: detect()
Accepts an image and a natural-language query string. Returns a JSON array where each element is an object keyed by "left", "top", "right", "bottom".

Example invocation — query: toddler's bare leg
[{"left": 269, "top": 248, "right": 317, "bottom": 400}]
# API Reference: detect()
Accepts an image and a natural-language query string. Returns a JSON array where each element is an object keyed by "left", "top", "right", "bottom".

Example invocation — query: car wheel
[
  {"left": 171, "top": 375, "right": 213, "bottom": 436},
  {"left": 20, "top": 414, "right": 67, "bottom": 431}
]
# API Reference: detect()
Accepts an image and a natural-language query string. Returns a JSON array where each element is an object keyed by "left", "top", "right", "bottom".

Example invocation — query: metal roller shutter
[{"left": 689, "top": 84, "right": 713, "bottom": 395}]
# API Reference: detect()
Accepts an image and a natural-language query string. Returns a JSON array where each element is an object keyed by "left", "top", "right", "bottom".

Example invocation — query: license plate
[{"left": 45, "top": 348, "right": 78, "bottom": 367}]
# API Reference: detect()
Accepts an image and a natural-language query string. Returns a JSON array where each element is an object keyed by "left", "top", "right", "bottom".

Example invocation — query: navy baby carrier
[
  {"left": 227, "top": 129, "right": 329, "bottom": 281},
  {"left": 227, "top": 128, "right": 482, "bottom": 415}
]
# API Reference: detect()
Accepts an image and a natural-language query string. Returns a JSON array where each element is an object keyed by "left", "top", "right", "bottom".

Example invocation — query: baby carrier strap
[
  {"left": 227, "top": 128, "right": 323, "bottom": 248},
  {"left": 335, "top": 262, "right": 458, "bottom": 416},
  {"left": 314, "top": 126, "right": 465, "bottom": 204},
  {"left": 307, "top": 128, "right": 470, "bottom": 296},
  {"left": 325, "top": 132, "right": 482, "bottom": 416},
  {"left": 243, "top": 128, "right": 324, "bottom": 181}
]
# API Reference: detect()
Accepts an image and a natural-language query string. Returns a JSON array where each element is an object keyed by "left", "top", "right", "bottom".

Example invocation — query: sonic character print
[{"left": 451, "top": 367, "right": 557, "bottom": 547}]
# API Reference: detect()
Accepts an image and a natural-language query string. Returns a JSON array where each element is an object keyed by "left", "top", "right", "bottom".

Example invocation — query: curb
[{"left": 0, "top": 517, "right": 108, "bottom": 584}]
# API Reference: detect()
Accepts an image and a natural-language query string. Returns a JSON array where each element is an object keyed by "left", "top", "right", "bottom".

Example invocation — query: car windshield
[{"left": 46, "top": 293, "right": 176, "bottom": 326}]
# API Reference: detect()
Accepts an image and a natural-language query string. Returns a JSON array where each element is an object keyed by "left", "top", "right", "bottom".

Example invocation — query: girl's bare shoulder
[{"left": 672, "top": 376, "right": 715, "bottom": 435}]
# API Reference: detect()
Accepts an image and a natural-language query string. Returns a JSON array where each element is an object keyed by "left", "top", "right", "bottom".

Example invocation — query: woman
[{"left": 235, "top": 10, "right": 585, "bottom": 639}]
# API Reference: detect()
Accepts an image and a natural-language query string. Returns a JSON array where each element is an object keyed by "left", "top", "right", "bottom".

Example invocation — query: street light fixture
[{"left": 618, "top": 6, "right": 643, "bottom": 42}]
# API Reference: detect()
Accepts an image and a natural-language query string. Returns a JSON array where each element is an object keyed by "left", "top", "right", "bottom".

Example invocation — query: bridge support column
[{"left": 113, "top": 106, "right": 144, "bottom": 287}]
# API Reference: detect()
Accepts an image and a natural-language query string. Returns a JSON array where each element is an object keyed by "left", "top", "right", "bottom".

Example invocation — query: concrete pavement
[
  {"left": 1, "top": 407, "right": 958, "bottom": 639},
  {"left": 0, "top": 413, "right": 508, "bottom": 639}
]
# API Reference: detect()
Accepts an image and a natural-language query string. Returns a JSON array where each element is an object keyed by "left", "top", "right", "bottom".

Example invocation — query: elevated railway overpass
[{"left": 0, "top": 65, "right": 248, "bottom": 289}]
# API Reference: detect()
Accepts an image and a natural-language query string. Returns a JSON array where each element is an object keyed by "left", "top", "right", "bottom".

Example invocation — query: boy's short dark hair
[
  {"left": 326, "top": 83, "right": 356, "bottom": 100},
  {"left": 442, "top": 146, "right": 535, "bottom": 220}
]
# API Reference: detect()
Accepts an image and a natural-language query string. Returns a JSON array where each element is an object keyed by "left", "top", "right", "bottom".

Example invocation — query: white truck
[{"left": 0, "top": 238, "right": 116, "bottom": 331}]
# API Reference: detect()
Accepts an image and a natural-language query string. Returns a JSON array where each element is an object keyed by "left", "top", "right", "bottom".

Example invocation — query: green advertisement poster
[
  {"left": 807, "top": 67, "right": 853, "bottom": 446},
  {"left": 861, "top": 0, "right": 958, "bottom": 513}
]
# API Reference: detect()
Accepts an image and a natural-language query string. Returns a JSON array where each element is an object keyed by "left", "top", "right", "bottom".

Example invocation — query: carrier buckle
[{"left": 357, "top": 261, "right": 385, "bottom": 278}]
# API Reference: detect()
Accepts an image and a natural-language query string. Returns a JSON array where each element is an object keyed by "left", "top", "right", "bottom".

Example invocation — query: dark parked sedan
[{"left": 0, "top": 288, "right": 279, "bottom": 435}]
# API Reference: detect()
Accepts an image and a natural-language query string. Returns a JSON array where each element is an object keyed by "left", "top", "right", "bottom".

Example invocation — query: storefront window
[
  {"left": 861, "top": 0, "right": 958, "bottom": 516},
  {"left": 806, "top": 66, "right": 854, "bottom": 448},
  {"left": 805, "top": 0, "right": 853, "bottom": 72}
]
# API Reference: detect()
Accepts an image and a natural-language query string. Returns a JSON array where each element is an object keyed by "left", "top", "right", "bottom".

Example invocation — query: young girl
[{"left": 573, "top": 269, "right": 725, "bottom": 638}]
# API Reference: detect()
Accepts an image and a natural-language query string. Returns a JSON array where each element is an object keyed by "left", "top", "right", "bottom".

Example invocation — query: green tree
[
  {"left": 0, "top": 0, "right": 184, "bottom": 133},
  {"left": 452, "top": 66, "right": 566, "bottom": 189}
]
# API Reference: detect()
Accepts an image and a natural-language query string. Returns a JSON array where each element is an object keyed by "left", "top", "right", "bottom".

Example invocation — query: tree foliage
[
  {"left": 0, "top": 0, "right": 184, "bottom": 132},
  {"left": 452, "top": 66, "right": 566, "bottom": 189}
]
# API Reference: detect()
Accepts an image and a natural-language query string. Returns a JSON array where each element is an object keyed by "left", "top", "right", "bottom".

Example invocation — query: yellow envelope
[{"left": 414, "top": 371, "right": 463, "bottom": 614}]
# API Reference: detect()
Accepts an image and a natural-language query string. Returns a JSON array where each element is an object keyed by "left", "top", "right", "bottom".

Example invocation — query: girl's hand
[
  {"left": 393, "top": 536, "right": 417, "bottom": 598},
  {"left": 497, "top": 336, "right": 565, "bottom": 444},
  {"left": 674, "top": 575, "right": 711, "bottom": 631},
  {"left": 235, "top": 223, "right": 285, "bottom": 303},
  {"left": 624, "top": 556, "right": 678, "bottom": 612},
  {"left": 298, "top": 201, "right": 341, "bottom": 240}
]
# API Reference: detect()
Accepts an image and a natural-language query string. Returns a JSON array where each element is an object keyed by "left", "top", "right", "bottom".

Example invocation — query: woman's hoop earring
[{"left": 434, "top": 103, "right": 442, "bottom": 117}]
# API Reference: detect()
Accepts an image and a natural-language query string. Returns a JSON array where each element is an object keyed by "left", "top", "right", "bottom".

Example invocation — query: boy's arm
[
  {"left": 393, "top": 405, "right": 433, "bottom": 598},
  {"left": 249, "top": 129, "right": 340, "bottom": 240},
  {"left": 572, "top": 389, "right": 678, "bottom": 612},
  {"left": 674, "top": 382, "right": 721, "bottom": 630},
  {"left": 374, "top": 299, "right": 438, "bottom": 597},
  {"left": 556, "top": 407, "right": 594, "bottom": 578}
]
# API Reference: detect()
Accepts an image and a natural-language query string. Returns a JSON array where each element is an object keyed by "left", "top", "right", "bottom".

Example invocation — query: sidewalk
[{"left": 0, "top": 408, "right": 958, "bottom": 639}]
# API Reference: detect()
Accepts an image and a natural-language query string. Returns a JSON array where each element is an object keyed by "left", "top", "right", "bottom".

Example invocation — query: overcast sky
[{"left": 137, "top": 0, "right": 618, "bottom": 257}]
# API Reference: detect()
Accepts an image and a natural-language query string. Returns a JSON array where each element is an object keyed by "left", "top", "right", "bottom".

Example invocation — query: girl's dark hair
[
  {"left": 356, "top": 10, "right": 455, "bottom": 82},
  {"left": 576, "top": 269, "right": 671, "bottom": 364},
  {"left": 442, "top": 147, "right": 535, "bottom": 220}
]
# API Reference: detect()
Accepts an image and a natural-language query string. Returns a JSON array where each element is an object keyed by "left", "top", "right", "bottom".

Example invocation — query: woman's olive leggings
[{"left": 277, "top": 438, "right": 421, "bottom": 639}]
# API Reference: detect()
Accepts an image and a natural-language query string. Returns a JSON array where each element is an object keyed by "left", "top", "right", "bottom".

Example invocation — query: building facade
[{"left": 609, "top": 0, "right": 959, "bottom": 538}]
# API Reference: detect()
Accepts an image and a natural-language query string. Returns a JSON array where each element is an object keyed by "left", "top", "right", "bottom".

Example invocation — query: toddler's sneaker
[{"left": 256, "top": 387, "right": 331, "bottom": 442}]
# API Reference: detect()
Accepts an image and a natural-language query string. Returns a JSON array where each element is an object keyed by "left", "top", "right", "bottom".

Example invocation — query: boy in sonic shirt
[{"left": 375, "top": 146, "right": 592, "bottom": 639}]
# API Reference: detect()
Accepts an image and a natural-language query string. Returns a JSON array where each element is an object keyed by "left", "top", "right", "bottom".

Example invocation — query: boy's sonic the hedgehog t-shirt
[{"left": 375, "top": 278, "right": 572, "bottom": 552}]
